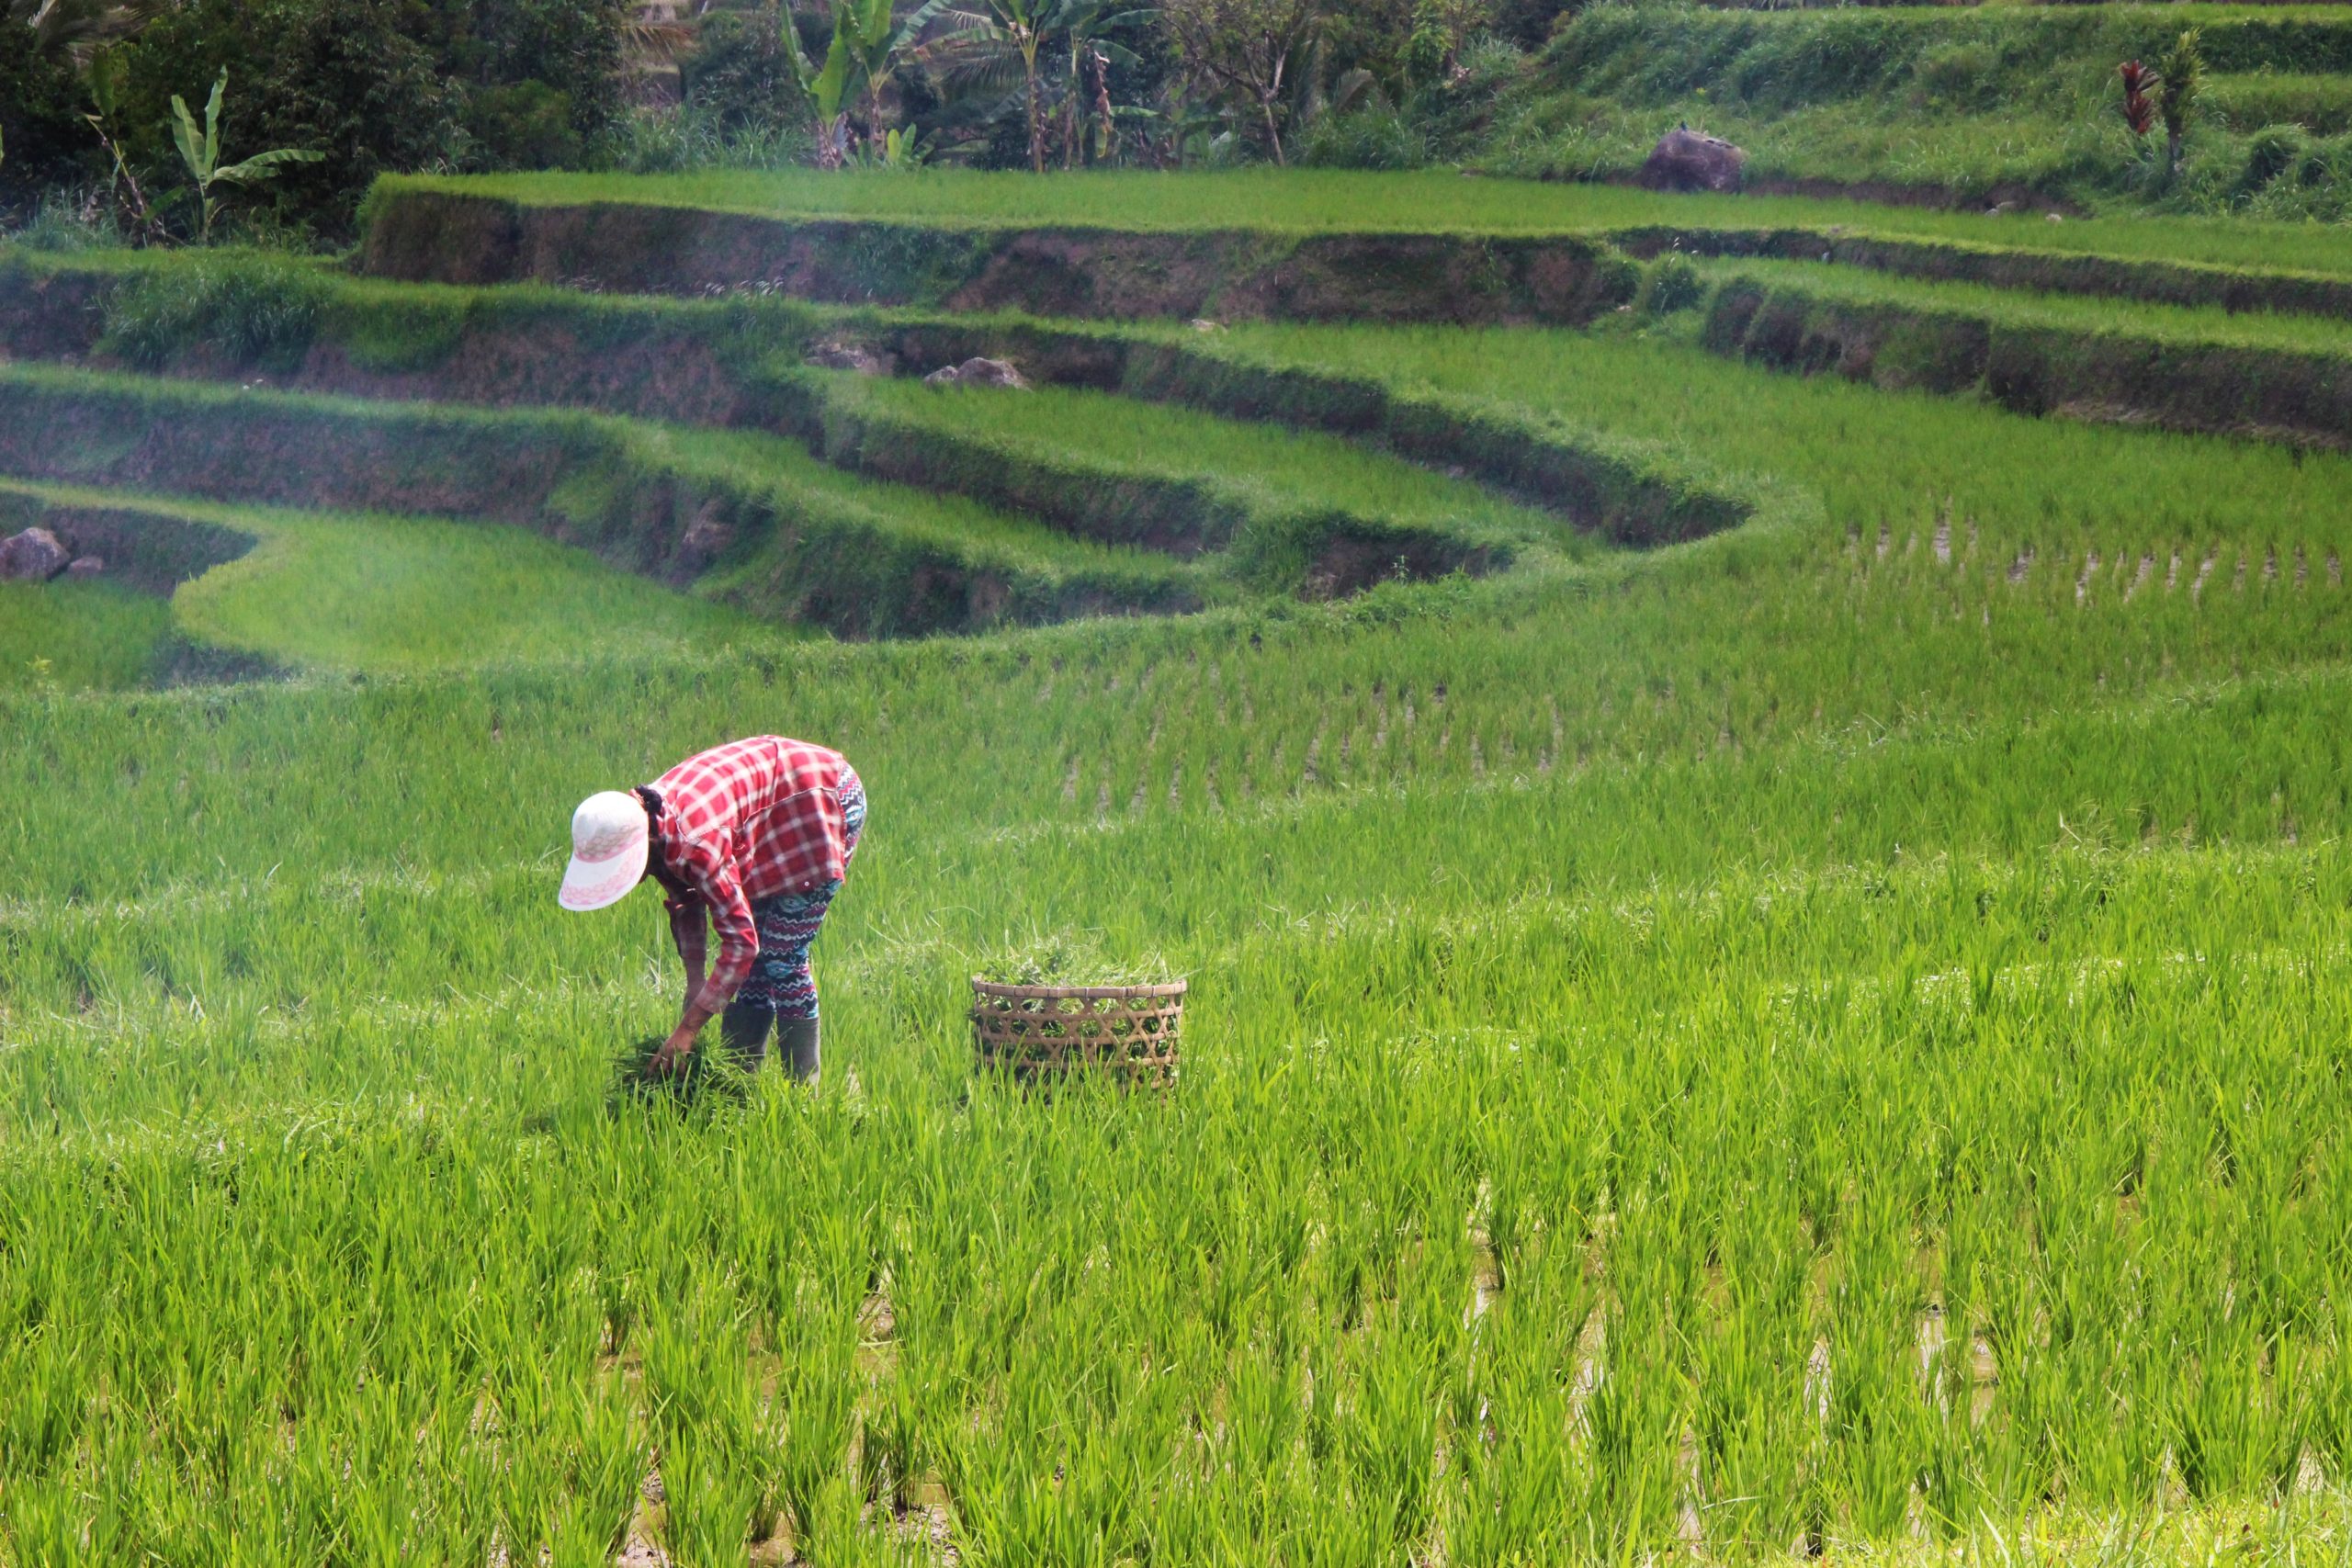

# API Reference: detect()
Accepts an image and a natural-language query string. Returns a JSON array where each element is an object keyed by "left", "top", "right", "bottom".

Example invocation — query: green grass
[
  {"left": 1699, "top": 254, "right": 2352, "bottom": 355},
  {"left": 2209, "top": 71, "right": 2352, "bottom": 134},
  {"left": 1205, "top": 313, "right": 2352, "bottom": 547},
  {"left": 0, "top": 479, "right": 797, "bottom": 679},
  {"left": 799, "top": 368, "right": 1589, "bottom": 570},
  {"left": 0, "top": 578, "right": 171, "bottom": 692},
  {"left": 175, "top": 502, "right": 787, "bottom": 675}
]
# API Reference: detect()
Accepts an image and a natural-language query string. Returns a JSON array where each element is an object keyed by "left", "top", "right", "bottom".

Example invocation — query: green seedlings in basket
[{"left": 972, "top": 928, "right": 1178, "bottom": 990}]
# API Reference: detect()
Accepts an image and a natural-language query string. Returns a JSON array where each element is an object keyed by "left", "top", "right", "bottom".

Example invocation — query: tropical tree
[
  {"left": 9, "top": 0, "right": 156, "bottom": 69},
  {"left": 918, "top": 0, "right": 1055, "bottom": 173},
  {"left": 783, "top": 6, "right": 854, "bottom": 167},
  {"left": 1052, "top": 1, "right": 1145, "bottom": 166},
  {"left": 84, "top": 46, "right": 160, "bottom": 239},
  {"left": 2156, "top": 27, "right": 2201, "bottom": 177},
  {"left": 783, "top": 0, "right": 952, "bottom": 168},
  {"left": 1157, "top": 0, "right": 1322, "bottom": 164},
  {"left": 839, "top": 0, "right": 957, "bottom": 160},
  {"left": 169, "top": 68, "right": 322, "bottom": 241}
]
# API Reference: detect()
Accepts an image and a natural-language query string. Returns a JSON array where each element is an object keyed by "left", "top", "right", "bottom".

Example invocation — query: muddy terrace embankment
[
  {"left": 356, "top": 187, "right": 1643, "bottom": 327},
  {"left": 1613, "top": 226, "right": 2352, "bottom": 323},
  {"left": 0, "top": 259, "right": 1753, "bottom": 553},
  {"left": 1703, "top": 279, "right": 2352, "bottom": 449},
  {"left": 0, "top": 369, "right": 1198, "bottom": 637},
  {"left": 0, "top": 490, "right": 255, "bottom": 596}
]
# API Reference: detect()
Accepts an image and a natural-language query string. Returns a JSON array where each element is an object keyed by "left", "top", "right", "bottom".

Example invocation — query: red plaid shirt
[{"left": 649, "top": 737, "right": 859, "bottom": 1011}]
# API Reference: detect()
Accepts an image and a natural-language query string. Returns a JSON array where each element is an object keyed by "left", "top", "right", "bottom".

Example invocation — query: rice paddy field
[{"left": 6, "top": 169, "right": 2352, "bottom": 1565}]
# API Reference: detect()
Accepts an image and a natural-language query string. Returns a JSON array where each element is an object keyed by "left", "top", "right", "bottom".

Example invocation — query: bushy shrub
[
  {"left": 2237, "top": 123, "right": 2305, "bottom": 193},
  {"left": 461, "top": 81, "right": 581, "bottom": 171},
  {"left": 1300, "top": 108, "right": 1430, "bottom": 170},
  {"left": 602, "top": 107, "right": 812, "bottom": 175},
  {"left": 680, "top": 7, "right": 807, "bottom": 135},
  {"left": 5, "top": 188, "right": 124, "bottom": 251},
  {"left": 443, "top": 0, "right": 628, "bottom": 147},
  {"left": 0, "top": 21, "right": 93, "bottom": 203},
  {"left": 1636, "top": 252, "right": 1704, "bottom": 317},
  {"left": 1303, "top": 34, "right": 1532, "bottom": 169},
  {"left": 100, "top": 255, "right": 333, "bottom": 370},
  {"left": 109, "top": 0, "right": 451, "bottom": 239},
  {"left": 61, "top": 0, "right": 627, "bottom": 238},
  {"left": 1496, "top": 0, "right": 1576, "bottom": 51}
]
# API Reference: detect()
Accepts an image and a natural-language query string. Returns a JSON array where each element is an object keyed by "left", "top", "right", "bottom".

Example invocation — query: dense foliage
[
  {"left": 1506, "top": 2, "right": 2352, "bottom": 217},
  {"left": 3, "top": 0, "right": 1566, "bottom": 240},
  {"left": 3, "top": 0, "right": 626, "bottom": 237}
]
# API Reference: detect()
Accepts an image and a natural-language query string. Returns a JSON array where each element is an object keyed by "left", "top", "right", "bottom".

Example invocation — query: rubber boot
[
  {"left": 778, "top": 1015, "right": 820, "bottom": 1085},
  {"left": 720, "top": 998, "right": 775, "bottom": 1072}
]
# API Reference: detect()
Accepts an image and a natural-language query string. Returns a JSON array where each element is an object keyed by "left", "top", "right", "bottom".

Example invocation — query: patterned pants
[{"left": 736, "top": 773, "right": 865, "bottom": 1020}]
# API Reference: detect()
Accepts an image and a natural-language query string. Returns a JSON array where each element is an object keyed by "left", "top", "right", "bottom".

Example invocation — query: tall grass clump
[{"left": 98, "top": 254, "right": 334, "bottom": 372}]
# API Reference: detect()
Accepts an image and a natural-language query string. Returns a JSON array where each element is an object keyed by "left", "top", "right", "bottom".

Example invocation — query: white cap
[{"left": 559, "top": 791, "right": 650, "bottom": 911}]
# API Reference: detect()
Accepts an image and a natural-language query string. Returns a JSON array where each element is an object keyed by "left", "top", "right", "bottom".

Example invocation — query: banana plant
[
  {"left": 782, "top": 0, "right": 954, "bottom": 171},
  {"left": 841, "top": 0, "right": 960, "bottom": 164},
  {"left": 918, "top": 0, "right": 1066, "bottom": 174},
  {"left": 877, "top": 125, "right": 931, "bottom": 168},
  {"left": 169, "top": 69, "right": 322, "bottom": 243},
  {"left": 785, "top": 7, "right": 855, "bottom": 169}
]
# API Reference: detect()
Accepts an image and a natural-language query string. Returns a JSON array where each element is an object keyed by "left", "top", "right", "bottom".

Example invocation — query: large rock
[
  {"left": 1637, "top": 128, "right": 1747, "bottom": 195},
  {"left": 924, "top": 356, "right": 1030, "bottom": 390},
  {"left": 806, "top": 341, "right": 893, "bottom": 376},
  {"left": 0, "top": 527, "right": 71, "bottom": 582}
]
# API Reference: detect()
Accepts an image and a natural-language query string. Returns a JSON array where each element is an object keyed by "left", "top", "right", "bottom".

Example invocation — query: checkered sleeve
[{"left": 680, "top": 849, "right": 758, "bottom": 1012}]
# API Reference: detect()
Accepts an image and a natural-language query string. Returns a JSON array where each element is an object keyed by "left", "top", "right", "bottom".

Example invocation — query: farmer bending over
[{"left": 559, "top": 737, "right": 865, "bottom": 1082}]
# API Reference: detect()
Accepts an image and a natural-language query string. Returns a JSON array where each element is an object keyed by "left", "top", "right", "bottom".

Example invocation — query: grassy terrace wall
[
  {"left": 357, "top": 186, "right": 1642, "bottom": 326},
  {"left": 0, "top": 487, "right": 254, "bottom": 596},
  {"left": 0, "top": 365, "right": 1199, "bottom": 638},
  {"left": 0, "top": 254, "right": 1755, "bottom": 554},
  {"left": 361, "top": 175, "right": 2352, "bottom": 333},
  {"left": 1616, "top": 225, "right": 2352, "bottom": 321},
  {"left": 1701, "top": 268, "right": 2352, "bottom": 446}
]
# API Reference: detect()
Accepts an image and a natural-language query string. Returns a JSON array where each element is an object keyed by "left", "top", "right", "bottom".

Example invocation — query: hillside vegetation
[{"left": 1498, "top": 3, "right": 2352, "bottom": 216}]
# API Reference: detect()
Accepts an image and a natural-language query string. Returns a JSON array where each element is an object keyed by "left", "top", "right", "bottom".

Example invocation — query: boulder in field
[
  {"left": 0, "top": 527, "right": 71, "bottom": 582},
  {"left": 806, "top": 342, "right": 892, "bottom": 376},
  {"left": 674, "top": 502, "right": 732, "bottom": 576},
  {"left": 925, "top": 356, "right": 1030, "bottom": 390},
  {"left": 66, "top": 556, "right": 106, "bottom": 580},
  {"left": 1637, "top": 128, "right": 1747, "bottom": 195}
]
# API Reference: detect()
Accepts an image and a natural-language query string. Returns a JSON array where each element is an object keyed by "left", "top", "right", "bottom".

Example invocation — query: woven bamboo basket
[{"left": 969, "top": 976, "right": 1185, "bottom": 1089}]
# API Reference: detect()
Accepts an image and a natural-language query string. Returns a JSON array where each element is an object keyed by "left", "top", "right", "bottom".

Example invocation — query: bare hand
[{"left": 647, "top": 1026, "right": 699, "bottom": 1078}]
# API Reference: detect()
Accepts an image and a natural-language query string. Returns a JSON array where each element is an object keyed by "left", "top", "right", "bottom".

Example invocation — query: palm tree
[
  {"left": 785, "top": 0, "right": 957, "bottom": 168},
  {"left": 843, "top": 0, "right": 967, "bottom": 160},
  {"left": 10, "top": 0, "right": 157, "bottom": 69},
  {"left": 917, "top": 0, "right": 1056, "bottom": 174},
  {"left": 920, "top": 0, "right": 1138, "bottom": 173}
]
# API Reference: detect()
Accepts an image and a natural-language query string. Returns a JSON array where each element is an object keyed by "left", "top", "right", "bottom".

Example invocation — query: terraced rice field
[{"left": 5, "top": 171, "right": 2352, "bottom": 1564}]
